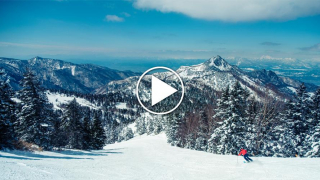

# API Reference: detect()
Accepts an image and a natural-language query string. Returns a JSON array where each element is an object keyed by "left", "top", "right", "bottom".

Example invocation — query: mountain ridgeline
[
  {"left": 0, "top": 56, "right": 140, "bottom": 93},
  {"left": 97, "top": 55, "right": 318, "bottom": 99},
  {"left": 0, "top": 55, "right": 317, "bottom": 96}
]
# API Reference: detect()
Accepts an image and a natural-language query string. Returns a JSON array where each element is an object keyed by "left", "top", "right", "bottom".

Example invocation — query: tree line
[
  {"left": 0, "top": 69, "right": 107, "bottom": 150},
  {"left": 134, "top": 81, "right": 320, "bottom": 157}
]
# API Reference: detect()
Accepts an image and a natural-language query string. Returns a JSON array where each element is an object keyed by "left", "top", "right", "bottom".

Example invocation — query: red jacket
[{"left": 238, "top": 149, "right": 247, "bottom": 156}]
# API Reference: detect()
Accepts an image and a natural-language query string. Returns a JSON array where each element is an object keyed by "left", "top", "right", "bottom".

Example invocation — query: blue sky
[{"left": 0, "top": 0, "right": 320, "bottom": 62}]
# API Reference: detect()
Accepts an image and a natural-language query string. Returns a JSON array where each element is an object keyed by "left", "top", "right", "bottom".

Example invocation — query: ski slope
[{"left": 1, "top": 134, "right": 320, "bottom": 180}]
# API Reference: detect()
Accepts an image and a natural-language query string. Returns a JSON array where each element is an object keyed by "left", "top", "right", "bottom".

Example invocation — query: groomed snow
[{"left": 1, "top": 134, "right": 320, "bottom": 180}]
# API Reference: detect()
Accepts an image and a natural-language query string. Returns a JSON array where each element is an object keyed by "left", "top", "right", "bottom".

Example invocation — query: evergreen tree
[
  {"left": 305, "top": 122, "right": 320, "bottom": 157},
  {"left": 208, "top": 82, "right": 250, "bottom": 155},
  {"left": 166, "top": 113, "right": 181, "bottom": 146},
  {"left": 153, "top": 116, "right": 163, "bottom": 135},
  {"left": 270, "top": 108, "right": 296, "bottom": 157},
  {"left": 121, "top": 127, "right": 134, "bottom": 141},
  {"left": 91, "top": 112, "right": 106, "bottom": 150},
  {"left": 60, "top": 98, "right": 83, "bottom": 149},
  {"left": 305, "top": 88, "right": 320, "bottom": 157},
  {"left": 272, "top": 86, "right": 314, "bottom": 157},
  {"left": 185, "top": 133, "right": 196, "bottom": 150},
  {"left": 312, "top": 88, "right": 320, "bottom": 125},
  {"left": 82, "top": 116, "right": 92, "bottom": 150},
  {"left": 250, "top": 96, "right": 283, "bottom": 156},
  {"left": 16, "top": 69, "right": 54, "bottom": 149},
  {"left": 0, "top": 69, "right": 16, "bottom": 149},
  {"left": 136, "top": 117, "right": 146, "bottom": 135},
  {"left": 147, "top": 118, "right": 154, "bottom": 135},
  {"left": 195, "top": 111, "right": 209, "bottom": 151},
  {"left": 51, "top": 117, "right": 64, "bottom": 149},
  {"left": 105, "top": 123, "right": 117, "bottom": 144},
  {"left": 287, "top": 83, "right": 312, "bottom": 156}
]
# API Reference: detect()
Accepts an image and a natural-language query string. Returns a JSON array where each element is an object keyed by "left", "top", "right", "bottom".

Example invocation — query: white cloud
[
  {"left": 105, "top": 15, "right": 124, "bottom": 22},
  {"left": 122, "top": 12, "right": 131, "bottom": 17},
  {"left": 133, "top": 0, "right": 320, "bottom": 22}
]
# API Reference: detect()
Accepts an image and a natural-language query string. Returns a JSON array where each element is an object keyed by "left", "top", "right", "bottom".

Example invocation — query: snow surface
[
  {"left": 46, "top": 91, "right": 98, "bottom": 110},
  {"left": 71, "top": 66, "right": 76, "bottom": 76},
  {"left": 1, "top": 134, "right": 320, "bottom": 180},
  {"left": 115, "top": 102, "right": 127, "bottom": 109},
  {"left": 287, "top": 87, "right": 297, "bottom": 94}
]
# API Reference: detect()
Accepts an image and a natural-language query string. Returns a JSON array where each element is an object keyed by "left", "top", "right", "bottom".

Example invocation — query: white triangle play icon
[{"left": 152, "top": 75, "right": 178, "bottom": 106}]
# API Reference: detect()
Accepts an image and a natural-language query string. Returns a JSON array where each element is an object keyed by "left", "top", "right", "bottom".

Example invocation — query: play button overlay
[
  {"left": 136, "top": 67, "right": 184, "bottom": 115},
  {"left": 152, "top": 76, "right": 178, "bottom": 106}
]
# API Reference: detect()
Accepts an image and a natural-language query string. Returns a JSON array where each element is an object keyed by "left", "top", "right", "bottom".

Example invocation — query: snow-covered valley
[{"left": 1, "top": 134, "right": 320, "bottom": 180}]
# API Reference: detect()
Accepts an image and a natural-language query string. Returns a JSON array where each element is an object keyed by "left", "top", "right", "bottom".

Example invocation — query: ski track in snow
[{"left": 1, "top": 134, "right": 320, "bottom": 180}]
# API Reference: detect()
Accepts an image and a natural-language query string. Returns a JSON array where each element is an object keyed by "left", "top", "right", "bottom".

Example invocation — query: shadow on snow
[{"left": 0, "top": 148, "right": 123, "bottom": 161}]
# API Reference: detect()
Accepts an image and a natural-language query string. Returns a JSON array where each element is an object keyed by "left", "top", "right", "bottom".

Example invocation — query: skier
[{"left": 238, "top": 148, "right": 253, "bottom": 162}]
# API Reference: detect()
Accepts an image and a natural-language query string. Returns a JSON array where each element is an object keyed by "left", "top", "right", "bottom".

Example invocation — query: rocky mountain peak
[{"left": 204, "top": 55, "right": 232, "bottom": 71}]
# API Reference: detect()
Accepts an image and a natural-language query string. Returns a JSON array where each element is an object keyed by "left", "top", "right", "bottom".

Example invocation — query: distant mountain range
[
  {"left": 79, "top": 56, "right": 320, "bottom": 86},
  {"left": 0, "top": 56, "right": 139, "bottom": 93},
  {"left": 226, "top": 56, "right": 320, "bottom": 86},
  {"left": 176, "top": 56, "right": 318, "bottom": 94},
  {"left": 96, "top": 56, "right": 318, "bottom": 102},
  {"left": 0, "top": 56, "right": 318, "bottom": 97}
]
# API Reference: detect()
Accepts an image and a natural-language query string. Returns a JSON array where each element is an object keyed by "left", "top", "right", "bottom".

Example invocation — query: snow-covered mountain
[
  {"left": 1, "top": 55, "right": 317, "bottom": 98},
  {"left": 96, "top": 55, "right": 317, "bottom": 101},
  {"left": 226, "top": 56, "right": 320, "bottom": 86},
  {"left": 0, "top": 56, "right": 139, "bottom": 93}
]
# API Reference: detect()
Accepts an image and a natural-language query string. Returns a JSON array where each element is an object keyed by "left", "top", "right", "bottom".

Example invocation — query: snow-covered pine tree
[
  {"left": 280, "top": 100, "right": 298, "bottom": 157},
  {"left": 245, "top": 97, "right": 258, "bottom": 153},
  {"left": 305, "top": 88, "right": 320, "bottom": 157},
  {"left": 16, "top": 69, "right": 54, "bottom": 149},
  {"left": 51, "top": 115, "right": 64, "bottom": 149},
  {"left": 231, "top": 81, "right": 250, "bottom": 118},
  {"left": 91, "top": 112, "right": 106, "bottom": 150},
  {"left": 312, "top": 88, "right": 320, "bottom": 125},
  {"left": 0, "top": 68, "right": 16, "bottom": 149},
  {"left": 166, "top": 113, "right": 181, "bottom": 146},
  {"left": 272, "top": 83, "right": 315, "bottom": 157},
  {"left": 305, "top": 121, "right": 320, "bottom": 157},
  {"left": 207, "top": 86, "right": 230, "bottom": 153},
  {"left": 208, "top": 81, "right": 250, "bottom": 155},
  {"left": 269, "top": 106, "right": 296, "bottom": 157},
  {"left": 249, "top": 95, "right": 283, "bottom": 156},
  {"left": 60, "top": 98, "right": 84, "bottom": 149},
  {"left": 105, "top": 119, "right": 119, "bottom": 144},
  {"left": 147, "top": 118, "right": 154, "bottom": 135},
  {"left": 82, "top": 116, "right": 92, "bottom": 150},
  {"left": 115, "top": 123, "right": 125, "bottom": 142},
  {"left": 185, "top": 133, "right": 196, "bottom": 150},
  {"left": 121, "top": 127, "right": 134, "bottom": 141},
  {"left": 220, "top": 85, "right": 230, "bottom": 109},
  {"left": 195, "top": 110, "right": 209, "bottom": 151},
  {"left": 208, "top": 86, "right": 231, "bottom": 153},
  {"left": 136, "top": 117, "right": 146, "bottom": 135},
  {"left": 153, "top": 116, "right": 163, "bottom": 135},
  {"left": 289, "top": 83, "right": 312, "bottom": 156}
]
